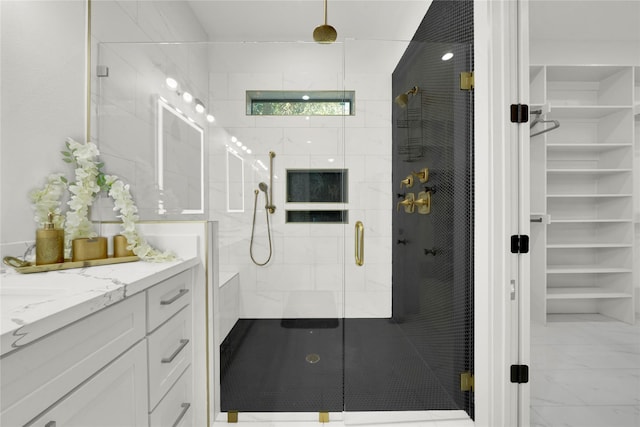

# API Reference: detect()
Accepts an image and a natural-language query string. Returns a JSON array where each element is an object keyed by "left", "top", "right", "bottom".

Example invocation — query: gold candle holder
[
  {"left": 113, "top": 234, "right": 135, "bottom": 258},
  {"left": 72, "top": 237, "right": 108, "bottom": 262}
]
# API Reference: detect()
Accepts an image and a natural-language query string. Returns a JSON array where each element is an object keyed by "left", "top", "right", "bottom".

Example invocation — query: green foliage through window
[{"left": 246, "top": 91, "right": 355, "bottom": 116}]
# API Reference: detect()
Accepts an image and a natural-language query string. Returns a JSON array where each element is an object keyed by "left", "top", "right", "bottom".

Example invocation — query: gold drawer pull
[
  {"left": 160, "top": 288, "right": 189, "bottom": 305},
  {"left": 162, "top": 339, "right": 189, "bottom": 364},
  {"left": 172, "top": 403, "right": 191, "bottom": 427}
]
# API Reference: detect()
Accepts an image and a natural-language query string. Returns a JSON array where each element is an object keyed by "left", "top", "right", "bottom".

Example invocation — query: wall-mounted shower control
[
  {"left": 397, "top": 192, "right": 415, "bottom": 213},
  {"left": 397, "top": 239, "right": 408, "bottom": 245},
  {"left": 414, "top": 191, "right": 431, "bottom": 214},
  {"left": 412, "top": 167, "right": 429, "bottom": 183},
  {"left": 400, "top": 175, "right": 414, "bottom": 188},
  {"left": 424, "top": 248, "right": 438, "bottom": 256}
]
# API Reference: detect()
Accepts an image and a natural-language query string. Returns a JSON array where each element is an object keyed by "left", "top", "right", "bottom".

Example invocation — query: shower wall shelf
[{"left": 529, "top": 64, "right": 637, "bottom": 324}]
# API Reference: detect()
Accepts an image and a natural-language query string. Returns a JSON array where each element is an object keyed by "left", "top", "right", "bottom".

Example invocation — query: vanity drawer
[
  {"left": 0, "top": 293, "right": 145, "bottom": 427},
  {"left": 148, "top": 305, "right": 192, "bottom": 409},
  {"left": 147, "top": 269, "right": 192, "bottom": 333},
  {"left": 149, "top": 365, "right": 193, "bottom": 427}
]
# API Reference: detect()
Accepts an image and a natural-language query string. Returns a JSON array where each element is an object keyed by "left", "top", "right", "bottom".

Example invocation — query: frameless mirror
[
  {"left": 157, "top": 98, "right": 204, "bottom": 214},
  {"left": 226, "top": 149, "right": 245, "bottom": 212}
]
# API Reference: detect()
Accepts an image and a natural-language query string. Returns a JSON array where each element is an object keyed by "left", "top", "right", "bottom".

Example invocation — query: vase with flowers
[{"left": 30, "top": 138, "right": 174, "bottom": 262}]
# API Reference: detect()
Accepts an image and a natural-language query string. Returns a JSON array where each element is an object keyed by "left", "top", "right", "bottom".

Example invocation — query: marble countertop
[{"left": 0, "top": 256, "right": 199, "bottom": 356}]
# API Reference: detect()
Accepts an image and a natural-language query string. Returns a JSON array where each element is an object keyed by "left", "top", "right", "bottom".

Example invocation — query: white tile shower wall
[
  {"left": 90, "top": 0, "right": 209, "bottom": 220},
  {"left": 208, "top": 44, "right": 393, "bottom": 319}
]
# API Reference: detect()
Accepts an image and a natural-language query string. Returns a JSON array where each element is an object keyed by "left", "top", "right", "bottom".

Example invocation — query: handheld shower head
[{"left": 258, "top": 182, "right": 269, "bottom": 193}]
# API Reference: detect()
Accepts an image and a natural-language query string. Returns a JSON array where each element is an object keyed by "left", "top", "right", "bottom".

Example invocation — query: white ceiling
[
  {"left": 188, "top": 0, "right": 640, "bottom": 44},
  {"left": 529, "top": 0, "right": 640, "bottom": 42},
  {"left": 187, "top": 0, "right": 432, "bottom": 42}
]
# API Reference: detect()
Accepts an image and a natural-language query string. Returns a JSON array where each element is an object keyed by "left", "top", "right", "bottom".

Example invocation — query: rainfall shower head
[{"left": 394, "top": 86, "right": 420, "bottom": 108}]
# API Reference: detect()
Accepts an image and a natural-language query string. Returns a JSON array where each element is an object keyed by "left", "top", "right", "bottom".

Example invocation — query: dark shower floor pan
[{"left": 220, "top": 318, "right": 458, "bottom": 412}]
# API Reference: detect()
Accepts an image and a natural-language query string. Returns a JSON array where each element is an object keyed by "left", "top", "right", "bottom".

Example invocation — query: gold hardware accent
[
  {"left": 460, "top": 71, "right": 474, "bottom": 90},
  {"left": 415, "top": 191, "right": 431, "bottom": 214},
  {"left": 400, "top": 175, "right": 414, "bottom": 188},
  {"left": 355, "top": 221, "right": 364, "bottom": 266},
  {"left": 412, "top": 167, "right": 429, "bottom": 183},
  {"left": 319, "top": 412, "right": 330, "bottom": 423},
  {"left": 460, "top": 372, "right": 474, "bottom": 392},
  {"left": 3, "top": 256, "right": 30, "bottom": 268},
  {"left": 227, "top": 411, "right": 238, "bottom": 423},
  {"left": 397, "top": 193, "right": 415, "bottom": 213}
]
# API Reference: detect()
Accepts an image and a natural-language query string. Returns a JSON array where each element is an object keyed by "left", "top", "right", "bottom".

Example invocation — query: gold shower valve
[
  {"left": 400, "top": 175, "right": 414, "bottom": 188},
  {"left": 397, "top": 192, "right": 415, "bottom": 213},
  {"left": 412, "top": 167, "right": 429, "bottom": 183},
  {"left": 415, "top": 190, "right": 431, "bottom": 214}
]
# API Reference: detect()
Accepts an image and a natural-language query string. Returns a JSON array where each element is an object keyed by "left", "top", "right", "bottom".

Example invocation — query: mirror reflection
[{"left": 157, "top": 98, "right": 204, "bottom": 214}]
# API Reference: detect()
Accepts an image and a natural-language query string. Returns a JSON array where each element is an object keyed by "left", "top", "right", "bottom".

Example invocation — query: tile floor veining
[{"left": 531, "top": 314, "right": 640, "bottom": 427}]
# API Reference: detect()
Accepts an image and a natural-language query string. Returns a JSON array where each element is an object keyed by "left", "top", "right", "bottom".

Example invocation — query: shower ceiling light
[
  {"left": 313, "top": 0, "right": 337, "bottom": 44},
  {"left": 166, "top": 77, "right": 178, "bottom": 89},
  {"left": 195, "top": 99, "right": 205, "bottom": 113}
]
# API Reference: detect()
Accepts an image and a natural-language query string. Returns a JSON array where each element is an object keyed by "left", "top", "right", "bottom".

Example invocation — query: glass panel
[
  {"left": 93, "top": 42, "right": 209, "bottom": 220},
  {"left": 95, "top": 32, "right": 473, "bottom": 423}
]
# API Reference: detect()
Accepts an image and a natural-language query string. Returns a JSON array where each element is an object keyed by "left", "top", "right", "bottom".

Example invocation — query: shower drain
[{"left": 305, "top": 353, "right": 320, "bottom": 364}]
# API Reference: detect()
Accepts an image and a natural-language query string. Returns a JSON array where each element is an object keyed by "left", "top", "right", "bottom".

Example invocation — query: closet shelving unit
[{"left": 530, "top": 65, "right": 636, "bottom": 324}]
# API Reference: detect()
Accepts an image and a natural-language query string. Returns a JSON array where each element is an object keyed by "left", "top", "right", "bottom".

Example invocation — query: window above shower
[{"left": 246, "top": 90, "right": 355, "bottom": 116}]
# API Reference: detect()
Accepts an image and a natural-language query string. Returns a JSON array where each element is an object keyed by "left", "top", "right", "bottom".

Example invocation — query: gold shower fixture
[
  {"left": 313, "top": 0, "right": 337, "bottom": 43},
  {"left": 394, "top": 86, "right": 420, "bottom": 108}
]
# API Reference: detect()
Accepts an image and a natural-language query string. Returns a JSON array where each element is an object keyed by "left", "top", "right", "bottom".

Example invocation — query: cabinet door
[{"left": 29, "top": 340, "right": 148, "bottom": 427}]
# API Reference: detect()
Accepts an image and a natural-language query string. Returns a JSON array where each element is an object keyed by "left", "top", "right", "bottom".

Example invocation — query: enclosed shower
[{"left": 94, "top": 0, "right": 474, "bottom": 422}]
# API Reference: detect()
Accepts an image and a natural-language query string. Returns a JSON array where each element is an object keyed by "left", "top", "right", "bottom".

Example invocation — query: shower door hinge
[
  {"left": 460, "top": 71, "right": 474, "bottom": 90},
  {"left": 460, "top": 371, "right": 474, "bottom": 391},
  {"left": 510, "top": 104, "right": 529, "bottom": 123},
  {"left": 227, "top": 411, "right": 238, "bottom": 423},
  {"left": 96, "top": 65, "right": 109, "bottom": 77},
  {"left": 319, "top": 411, "right": 330, "bottom": 423},
  {"left": 510, "top": 364, "right": 529, "bottom": 384},
  {"left": 510, "top": 234, "right": 529, "bottom": 254}
]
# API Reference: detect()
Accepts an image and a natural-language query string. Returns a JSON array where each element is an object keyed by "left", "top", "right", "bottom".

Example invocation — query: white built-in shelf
[
  {"left": 546, "top": 287, "right": 632, "bottom": 300},
  {"left": 547, "top": 266, "right": 632, "bottom": 274},
  {"left": 548, "top": 106, "right": 630, "bottom": 119},
  {"left": 547, "top": 194, "right": 632, "bottom": 198},
  {"left": 551, "top": 218, "right": 632, "bottom": 223},
  {"left": 546, "top": 243, "right": 632, "bottom": 249},
  {"left": 530, "top": 64, "right": 635, "bottom": 324},
  {"left": 547, "top": 168, "right": 632, "bottom": 174},
  {"left": 547, "top": 143, "right": 632, "bottom": 151}
]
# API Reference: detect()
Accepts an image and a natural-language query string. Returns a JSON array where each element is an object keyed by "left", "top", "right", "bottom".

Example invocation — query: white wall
[
  {"left": 0, "top": 0, "right": 209, "bottom": 250},
  {"left": 1, "top": 1, "right": 86, "bottom": 246},
  {"left": 208, "top": 40, "right": 405, "bottom": 319}
]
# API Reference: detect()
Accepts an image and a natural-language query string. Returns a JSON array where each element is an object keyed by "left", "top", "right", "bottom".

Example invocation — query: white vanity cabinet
[{"left": 0, "top": 264, "right": 196, "bottom": 427}]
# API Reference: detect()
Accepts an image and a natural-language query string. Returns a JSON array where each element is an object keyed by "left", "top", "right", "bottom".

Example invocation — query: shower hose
[{"left": 249, "top": 189, "right": 273, "bottom": 266}]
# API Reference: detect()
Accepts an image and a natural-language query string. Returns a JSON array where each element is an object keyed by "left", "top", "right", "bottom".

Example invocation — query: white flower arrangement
[{"left": 30, "top": 138, "right": 175, "bottom": 262}]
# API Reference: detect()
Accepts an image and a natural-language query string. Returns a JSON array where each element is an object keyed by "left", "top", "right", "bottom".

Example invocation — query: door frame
[{"left": 473, "top": 0, "right": 530, "bottom": 426}]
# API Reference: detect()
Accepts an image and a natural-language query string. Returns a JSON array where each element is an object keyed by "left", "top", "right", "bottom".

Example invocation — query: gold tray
[{"left": 5, "top": 256, "right": 139, "bottom": 274}]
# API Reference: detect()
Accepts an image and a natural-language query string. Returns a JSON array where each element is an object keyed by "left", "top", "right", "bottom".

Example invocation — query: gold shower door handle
[{"left": 355, "top": 221, "right": 364, "bottom": 266}]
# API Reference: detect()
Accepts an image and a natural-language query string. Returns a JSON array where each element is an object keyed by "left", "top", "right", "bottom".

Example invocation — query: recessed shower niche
[{"left": 285, "top": 169, "right": 348, "bottom": 223}]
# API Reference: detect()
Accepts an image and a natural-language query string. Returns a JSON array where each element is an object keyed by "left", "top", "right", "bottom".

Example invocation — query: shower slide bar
[{"left": 355, "top": 221, "right": 364, "bottom": 266}]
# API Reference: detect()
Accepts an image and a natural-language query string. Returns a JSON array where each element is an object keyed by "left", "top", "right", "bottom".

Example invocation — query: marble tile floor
[{"left": 530, "top": 314, "right": 640, "bottom": 427}]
